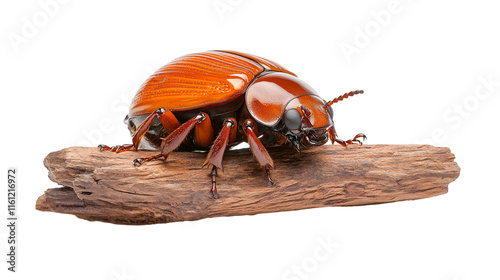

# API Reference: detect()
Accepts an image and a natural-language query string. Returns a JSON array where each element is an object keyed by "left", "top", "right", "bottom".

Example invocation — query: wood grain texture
[{"left": 36, "top": 145, "right": 460, "bottom": 225}]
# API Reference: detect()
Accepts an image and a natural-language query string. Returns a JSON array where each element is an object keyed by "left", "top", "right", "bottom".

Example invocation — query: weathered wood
[{"left": 36, "top": 145, "right": 460, "bottom": 225}]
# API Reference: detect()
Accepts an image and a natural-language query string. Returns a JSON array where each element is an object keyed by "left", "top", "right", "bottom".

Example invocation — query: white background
[{"left": 1, "top": 0, "right": 499, "bottom": 279}]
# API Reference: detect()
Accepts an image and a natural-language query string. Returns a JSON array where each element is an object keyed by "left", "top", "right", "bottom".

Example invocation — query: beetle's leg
[
  {"left": 209, "top": 166, "right": 219, "bottom": 199},
  {"left": 132, "top": 107, "right": 181, "bottom": 147},
  {"left": 337, "top": 133, "right": 366, "bottom": 146},
  {"left": 202, "top": 118, "right": 236, "bottom": 199},
  {"left": 334, "top": 137, "right": 363, "bottom": 148},
  {"left": 133, "top": 113, "right": 206, "bottom": 166},
  {"left": 133, "top": 154, "right": 166, "bottom": 167},
  {"left": 328, "top": 126, "right": 339, "bottom": 145},
  {"left": 98, "top": 144, "right": 135, "bottom": 153},
  {"left": 99, "top": 107, "right": 181, "bottom": 153},
  {"left": 242, "top": 119, "right": 276, "bottom": 187},
  {"left": 329, "top": 127, "right": 366, "bottom": 148},
  {"left": 351, "top": 133, "right": 367, "bottom": 144}
]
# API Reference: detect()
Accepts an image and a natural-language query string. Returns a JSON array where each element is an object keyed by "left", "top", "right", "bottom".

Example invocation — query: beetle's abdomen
[{"left": 129, "top": 51, "right": 263, "bottom": 116}]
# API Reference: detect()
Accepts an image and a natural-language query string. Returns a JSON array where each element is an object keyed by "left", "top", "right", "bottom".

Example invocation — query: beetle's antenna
[{"left": 324, "top": 90, "right": 364, "bottom": 108}]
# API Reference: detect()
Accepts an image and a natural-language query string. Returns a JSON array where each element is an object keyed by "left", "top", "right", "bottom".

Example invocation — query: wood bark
[{"left": 36, "top": 145, "right": 460, "bottom": 225}]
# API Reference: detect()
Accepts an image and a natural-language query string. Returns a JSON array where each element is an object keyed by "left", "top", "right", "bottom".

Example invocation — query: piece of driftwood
[{"left": 36, "top": 145, "right": 460, "bottom": 225}]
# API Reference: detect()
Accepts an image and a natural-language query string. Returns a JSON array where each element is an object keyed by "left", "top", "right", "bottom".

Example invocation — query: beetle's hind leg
[
  {"left": 203, "top": 118, "right": 237, "bottom": 199},
  {"left": 133, "top": 112, "right": 208, "bottom": 166},
  {"left": 99, "top": 107, "right": 181, "bottom": 153},
  {"left": 98, "top": 144, "right": 135, "bottom": 152}
]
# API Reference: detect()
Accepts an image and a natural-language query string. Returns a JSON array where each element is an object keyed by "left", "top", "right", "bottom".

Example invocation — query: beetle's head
[
  {"left": 245, "top": 72, "right": 363, "bottom": 151},
  {"left": 277, "top": 90, "right": 365, "bottom": 152},
  {"left": 276, "top": 95, "right": 332, "bottom": 151}
]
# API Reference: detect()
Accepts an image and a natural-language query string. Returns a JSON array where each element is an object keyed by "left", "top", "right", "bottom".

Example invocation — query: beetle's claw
[
  {"left": 133, "top": 158, "right": 143, "bottom": 167},
  {"left": 268, "top": 179, "right": 277, "bottom": 188},
  {"left": 353, "top": 133, "right": 367, "bottom": 144},
  {"left": 209, "top": 191, "right": 220, "bottom": 199},
  {"left": 265, "top": 166, "right": 277, "bottom": 187},
  {"left": 350, "top": 139, "right": 363, "bottom": 145},
  {"left": 98, "top": 144, "right": 120, "bottom": 152}
]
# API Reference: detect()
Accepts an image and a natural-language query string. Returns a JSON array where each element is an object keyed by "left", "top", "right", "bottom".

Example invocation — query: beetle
[{"left": 99, "top": 50, "right": 366, "bottom": 198}]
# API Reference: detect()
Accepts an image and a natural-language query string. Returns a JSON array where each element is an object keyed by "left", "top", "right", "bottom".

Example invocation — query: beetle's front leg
[
  {"left": 242, "top": 119, "right": 276, "bottom": 187},
  {"left": 333, "top": 134, "right": 367, "bottom": 148},
  {"left": 328, "top": 127, "right": 366, "bottom": 148}
]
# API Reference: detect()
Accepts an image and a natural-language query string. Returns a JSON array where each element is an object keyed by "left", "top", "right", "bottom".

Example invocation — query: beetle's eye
[{"left": 285, "top": 109, "right": 302, "bottom": 130}]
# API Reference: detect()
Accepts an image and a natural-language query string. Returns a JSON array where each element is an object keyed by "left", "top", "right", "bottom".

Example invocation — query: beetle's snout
[
  {"left": 305, "top": 129, "right": 329, "bottom": 146},
  {"left": 283, "top": 128, "right": 329, "bottom": 152}
]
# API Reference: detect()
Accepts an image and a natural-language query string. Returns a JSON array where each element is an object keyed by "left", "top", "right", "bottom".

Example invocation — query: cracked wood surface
[{"left": 36, "top": 145, "right": 460, "bottom": 225}]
